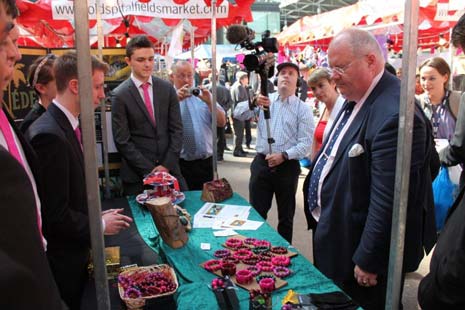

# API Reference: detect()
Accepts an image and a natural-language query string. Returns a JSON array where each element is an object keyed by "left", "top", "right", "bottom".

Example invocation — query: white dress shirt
[{"left": 131, "top": 73, "right": 154, "bottom": 111}]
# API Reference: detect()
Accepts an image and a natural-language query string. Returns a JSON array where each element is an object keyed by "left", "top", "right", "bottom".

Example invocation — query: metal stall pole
[
  {"left": 74, "top": 1, "right": 111, "bottom": 309},
  {"left": 96, "top": 0, "right": 112, "bottom": 199},
  {"left": 191, "top": 23, "right": 195, "bottom": 66},
  {"left": 385, "top": 0, "right": 420, "bottom": 308},
  {"left": 211, "top": 0, "right": 219, "bottom": 180}
]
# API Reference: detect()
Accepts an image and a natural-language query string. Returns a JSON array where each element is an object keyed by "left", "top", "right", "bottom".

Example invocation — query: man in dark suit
[
  {"left": 303, "top": 28, "right": 436, "bottom": 309},
  {"left": 111, "top": 35, "right": 186, "bottom": 194},
  {"left": 27, "top": 52, "right": 132, "bottom": 310},
  {"left": 0, "top": 1, "right": 64, "bottom": 308},
  {"left": 418, "top": 13, "right": 465, "bottom": 309}
]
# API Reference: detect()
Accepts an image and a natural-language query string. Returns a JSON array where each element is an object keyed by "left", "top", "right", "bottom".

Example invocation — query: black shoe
[
  {"left": 241, "top": 150, "right": 249, "bottom": 155},
  {"left": 233, "top": 151, "right": 247, "bottom": 157},
  {"left": 217, "top": 156, "right": 224, "bottom": 161},
  {"left": 224, "top": 146, "right": 232, "bottom": 151}
]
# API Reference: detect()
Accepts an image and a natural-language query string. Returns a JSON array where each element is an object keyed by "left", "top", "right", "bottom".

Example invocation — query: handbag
[
  {"left": 432, "top": 166, "right": 458, "bottom": 231},
  {"left": 201, "top": 178, "right": 233, "bottom": 203}
]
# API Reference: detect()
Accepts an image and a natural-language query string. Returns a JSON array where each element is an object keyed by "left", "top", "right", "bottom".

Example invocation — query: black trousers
[
  {"left": 217, "top": 126, "right": 226, "bottom": 157},
  {"left": 249, "top": 154, "right": 301, "bottom": 243},
  {"left": 339, "top": 273, "right": 405, "bottom": 310},
  {"left": 244, "top": 119, "right": 252, "bottom": 146},
  {"left": 47, "top": 248, "right": 89, "bottom": 310},
  {"left": 233, "top": 117, "right": 245, "bottom": 152},
  {"left": 179, "top": 157, "right": 213, "bottom": 190}
]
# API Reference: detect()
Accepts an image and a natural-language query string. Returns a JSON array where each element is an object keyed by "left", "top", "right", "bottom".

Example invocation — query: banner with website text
[{"left": 51, "top": 0, "right": 229, "bottom": 20}]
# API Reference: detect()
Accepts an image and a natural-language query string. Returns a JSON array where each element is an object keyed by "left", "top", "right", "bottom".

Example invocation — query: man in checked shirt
[{"left": 250, "top": 62, "right": 315, "bottom": 244}]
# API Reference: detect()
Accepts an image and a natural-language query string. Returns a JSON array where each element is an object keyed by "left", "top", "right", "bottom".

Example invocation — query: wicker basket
[{"left": 118, "top": 264, "right": 178, "bottom": 309}]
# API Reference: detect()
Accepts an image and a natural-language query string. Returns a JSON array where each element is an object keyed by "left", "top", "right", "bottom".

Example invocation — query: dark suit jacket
[
  {"left": 303, "top": 71, "right": 437, "bottom": 284},
  {"left": 27, "top": 103, "right": 90, "bottom": 309},
  {"left": 0, "top": 144, "right": 63, "bottom": 309},
  {"left": 111, "top": 76, "right": 185, "bottom": 192},
  {"left": 418, "top": 185, "right": 465, "bottom": 309},
  {"left": 27, "top": 103, "right": 90, "bottom": 250},
  {"left": 19, "top": 100, "right": 46, "bottom": 134}
]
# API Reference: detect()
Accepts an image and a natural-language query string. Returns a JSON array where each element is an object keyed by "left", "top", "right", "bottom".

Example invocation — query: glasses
[
  {"left": 328, "top": 60, "right": 356, "bottom": 76},
  {"left": 175, "top": 73, "right": 194, "bottom": 80}
]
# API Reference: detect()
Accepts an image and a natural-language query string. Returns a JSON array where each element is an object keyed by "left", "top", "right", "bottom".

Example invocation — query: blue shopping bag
[{"left": 432, "top": 166, "right": 457, "bottom": 231}]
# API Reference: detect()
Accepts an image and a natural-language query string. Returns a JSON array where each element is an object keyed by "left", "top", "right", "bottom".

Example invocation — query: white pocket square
[{"left": 348, "top": 143, "right": 365, "bottom": 157}]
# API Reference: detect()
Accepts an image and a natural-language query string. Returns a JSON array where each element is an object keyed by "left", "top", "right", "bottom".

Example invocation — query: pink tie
[
  {"left": 0, "top": 108, "right": 23, "bottom": 166},
  {"left": 141, "top": 82, "right": 156, "bottom": 125},
  {"left": 0, "top": 108, "right": 45, "bottom": 248},
  {"left": 75, "top": 127, "right": 82, "bottom": 145}
]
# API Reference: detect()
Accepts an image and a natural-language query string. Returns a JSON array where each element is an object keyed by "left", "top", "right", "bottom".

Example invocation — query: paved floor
[{"left": 217, "top": 132, "right": 432, "bottom": 309}]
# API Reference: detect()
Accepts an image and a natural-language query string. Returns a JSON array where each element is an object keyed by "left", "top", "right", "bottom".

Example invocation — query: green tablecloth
[{"left": 128, "top": 191, "right": 342, "bottom": 310}]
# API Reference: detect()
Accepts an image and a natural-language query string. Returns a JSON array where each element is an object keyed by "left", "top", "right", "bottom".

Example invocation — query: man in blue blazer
[{"left": 303, "top": 28, "right": 436, "bottom": 309}]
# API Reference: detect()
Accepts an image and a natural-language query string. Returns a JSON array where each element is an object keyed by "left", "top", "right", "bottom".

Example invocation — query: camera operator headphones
[{"left": 274, "top": 62, "right": 301, "bottom": 88}]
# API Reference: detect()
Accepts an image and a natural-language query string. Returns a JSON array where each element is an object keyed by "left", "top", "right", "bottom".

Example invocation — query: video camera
[{"left": 226, "top": 25, "right": 278, "bottom": 77}]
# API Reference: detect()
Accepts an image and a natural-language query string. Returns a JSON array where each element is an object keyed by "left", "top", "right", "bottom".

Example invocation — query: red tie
[
  {"left": 141, "top": 82, "right": 156, "bottom": 125},
  {"left": 0, "top": 108, "right": 45, "bottom": 248},
  {"left": 0, "top": 108, "right": 23, "bottom": 166}
]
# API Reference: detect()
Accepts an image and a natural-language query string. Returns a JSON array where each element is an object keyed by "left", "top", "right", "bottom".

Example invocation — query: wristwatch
[{"left": 281, "top": 151, "right": 289, "bottom": 161}]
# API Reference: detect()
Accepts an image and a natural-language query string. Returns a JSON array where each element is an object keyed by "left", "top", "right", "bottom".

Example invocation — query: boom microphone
[{"left": 226, "top": 24, "right": 255, "bottom": 45}]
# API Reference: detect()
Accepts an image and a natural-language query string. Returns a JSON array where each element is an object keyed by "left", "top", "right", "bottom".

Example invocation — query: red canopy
[
  {"left": 16, "top": 0, "right": 254, "bottom": 51},
  {"left": 277, "top": 0, "right": 464, "bottom": 51}
]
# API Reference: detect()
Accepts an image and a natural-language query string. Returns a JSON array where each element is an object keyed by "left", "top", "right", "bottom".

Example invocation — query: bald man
[{"left": 303, "top": 28, "right": 436, "bottom": 309}]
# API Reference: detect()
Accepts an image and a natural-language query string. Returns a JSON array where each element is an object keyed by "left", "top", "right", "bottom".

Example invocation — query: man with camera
[
  {"left": 251, "top": 62, "right": 314, "bottom": 244},
  {"left": 170, "top": 60, "right": 226, "bottom": 190}
]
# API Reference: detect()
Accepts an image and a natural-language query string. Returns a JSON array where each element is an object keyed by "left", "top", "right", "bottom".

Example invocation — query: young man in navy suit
[
  {"left": 27, "top": 52, "right": 132, "bottom": 310},
  {"left": 303, "top": 28, "right": 436, "bottom": 309}
]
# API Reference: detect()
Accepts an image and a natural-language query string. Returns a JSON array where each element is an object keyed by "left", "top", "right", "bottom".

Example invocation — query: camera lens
[{"left": 191, "top": 88, "right": 201, "bottom": 96}]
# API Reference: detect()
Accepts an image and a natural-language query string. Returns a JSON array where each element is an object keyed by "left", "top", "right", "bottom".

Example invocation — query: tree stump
[{"left": 145, "top": 197, "right": 188, "bottom": 249}]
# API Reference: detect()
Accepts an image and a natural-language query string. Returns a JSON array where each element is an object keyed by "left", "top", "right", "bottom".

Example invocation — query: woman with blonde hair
[{"left": 307, "top": 67, "right": 344, "bottom": 159}]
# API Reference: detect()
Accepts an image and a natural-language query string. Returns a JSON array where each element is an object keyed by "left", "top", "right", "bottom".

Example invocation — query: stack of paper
[{"left": 193, "top": 203, "right": 263, "bottom": 231}]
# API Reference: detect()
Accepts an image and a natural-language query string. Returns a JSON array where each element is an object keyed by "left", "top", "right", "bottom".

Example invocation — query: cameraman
[
  {"left": 170, "top": 61, "right": 226, "bottom": 190},
  {"left": 250, "top": 62, "right": 314, "bottom": 243}
]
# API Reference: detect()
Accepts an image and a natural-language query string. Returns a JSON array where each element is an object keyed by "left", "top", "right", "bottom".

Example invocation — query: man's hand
[
  {"left": 354, "top": 265, "right": 378, "bottom": 287},
  {"left": 102, "top": 208, "right": 132, "bottom": 235},
  {"left": 256, "top": 94, "right": 270, "bottom": 109},
  {"left": 198, "top": 86, "right": 212, "bottom": 106},
  {"left": 265, "top": 153, "right": 285, "bottom": 168},
  {"left": 151, "top": 165, "right": 169, "bottom": 173},
  {"left": 176, "top": 84, "right": 191, "bottom": 101}
]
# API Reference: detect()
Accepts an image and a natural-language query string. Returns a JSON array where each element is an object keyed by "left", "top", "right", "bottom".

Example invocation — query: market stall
[{"left": 88, "top": 191, "right": 350, "bottom": 309}]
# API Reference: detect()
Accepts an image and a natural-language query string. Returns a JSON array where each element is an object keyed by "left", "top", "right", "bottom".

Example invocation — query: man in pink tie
[
  {"left": 0, "top": 1, "right": 64, "bottom": 309},
  {"left": 26, "top": 52, "right": 133, "bottom": 310},
  {"left": 111, "top": 35, "right": 186, "bottom": 195}
]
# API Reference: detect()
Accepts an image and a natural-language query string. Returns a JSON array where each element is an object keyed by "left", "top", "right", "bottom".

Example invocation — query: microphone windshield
[{"left": 226, "top": 24, "right": 250, "bottom": 45}]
